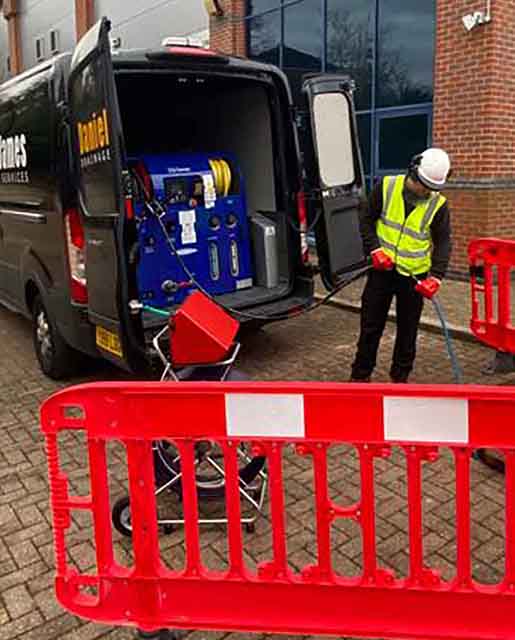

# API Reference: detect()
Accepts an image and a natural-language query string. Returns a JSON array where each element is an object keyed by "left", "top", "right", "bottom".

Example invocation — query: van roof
[
  {"left": 110, "top": 46, "right": 278, "bottom": 76},
  {"left": 0, "top": 47, "right": 287, "bottom": 95}
]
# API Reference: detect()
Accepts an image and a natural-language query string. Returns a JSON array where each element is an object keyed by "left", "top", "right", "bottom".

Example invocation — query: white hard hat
[{"left": 409, "top": 148, "right": 451, "bottom": 191}]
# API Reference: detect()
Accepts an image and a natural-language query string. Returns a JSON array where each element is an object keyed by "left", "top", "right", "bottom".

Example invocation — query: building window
[
  {"left": 35, "top": 36, "right": 45, "bottom": 62},
  {"left": 378, "top": 113, "right": 430, "bottom": 171},
  {"left": 248, "top": 0, "right": 280, "bottom": 14},
  {"left": 377, "top": 0, "right": 435, "bottom": 108},
  {"left": 246, "top": 0, "right": 435, "bottom": 187},
  {"left": 327, "top": 0, "right": 373, "bottom": 112},
  {"left": 248, "top": 10, "right": 281, "bottom": 65},
  {"left": 49, "top": 29, "right": 60, "bottom": 56},
  {"left": 283, "top": 0, "right": 322, "bottom": 71}
]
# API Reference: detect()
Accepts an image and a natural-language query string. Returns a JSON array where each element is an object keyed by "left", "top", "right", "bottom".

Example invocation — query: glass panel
[
  {"left": 248, "top": 13, "right": 281, "bottom": 65},
  {"left": 326, "top": 0, "right": 373, "bottom": 111},
  {"left": 377, "top": 0, "right": 435, "bottom": 108},
  {"left": 313, "top": 93, "right": 355, "bottom": 187},
  {"left": 283, "top": 0, "right": 322, "bottom": 70},
  {"left": 248, "top": 0, "right": 280, "bottom": 15},
  {"left": 284, "top": 68, "right": 309, "bottom": 106},
  {"left": 357, "top": 113, "right": 371, "bottom": 175},
  {"left": 378, "top": 114, "right": 429, "bottom": 171}
]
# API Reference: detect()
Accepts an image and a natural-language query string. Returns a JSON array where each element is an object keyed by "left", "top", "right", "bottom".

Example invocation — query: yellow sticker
[{"left": 96, "top": 326, "right": 123, "bottom": 358}]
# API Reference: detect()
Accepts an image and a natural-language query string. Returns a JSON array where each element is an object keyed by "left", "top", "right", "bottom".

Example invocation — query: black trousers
[{"left": 351, "top": 270, "right": 425, "bottom": 382}]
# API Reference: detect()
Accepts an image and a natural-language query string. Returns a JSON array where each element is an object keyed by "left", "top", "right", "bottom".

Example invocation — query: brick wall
[
  {"left": 209, "top": 0, "right": 246, "bottom": 56},
  {"left": 434, "top": 0, "right": 515, "bottom": 274}
]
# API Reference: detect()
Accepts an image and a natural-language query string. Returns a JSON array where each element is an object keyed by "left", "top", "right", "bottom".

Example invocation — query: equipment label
[{"left": 179, "top": 209, "right": 197, "bottom": 244}]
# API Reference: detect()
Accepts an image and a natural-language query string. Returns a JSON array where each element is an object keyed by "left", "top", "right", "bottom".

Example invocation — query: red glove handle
[
  {"left": 371, "top": 249, "right": 394, "bottom": 271},
  {"left": 415, "top": 277, "right": 441, "bottom": 299}
]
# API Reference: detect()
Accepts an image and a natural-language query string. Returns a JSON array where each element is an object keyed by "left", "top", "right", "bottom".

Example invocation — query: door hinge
[
  {"left": 122, "top": 170, "right": 133, "bottom": 198},
  {"left": 291, "top": 106, "right": 308, "bottom": 129}
]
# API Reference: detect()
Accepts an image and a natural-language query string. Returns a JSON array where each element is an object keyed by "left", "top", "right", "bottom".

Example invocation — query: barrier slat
[
  {"left": 454, "top": 448, "right": 472, "bottom": 588},
  {"left": 406, "top": 447, "right": 424, "bottom": 585},
  {"left": 312, "top": 444, "right": 332, "bottom": 580},
  {"left": 41, "top": 381, "right": 515, "bottom": 639},
  {"left": 178, "top": 441, "right": 202, "bottom": 577},
  {"left": 358, "top": 445, "right": 379, "bottom": 583},
  {"left": 222, "top": 441, "right": 245, "bottom": 577},
  {"left": 504, "top": 452, "right": 515, "bottom": 587},
  {"left": 267, "top": 443, "right": 288, "bottom": 579},
  {"left": 88, "top": 440, "right": 114, "bottom": 573},
  {"left": 126, "top": 440, "right": 161, "bottom": 578}
]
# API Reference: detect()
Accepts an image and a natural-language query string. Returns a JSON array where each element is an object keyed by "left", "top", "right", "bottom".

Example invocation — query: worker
[{"left": 350, "top": 148, "right": 452, "bottom": 383}]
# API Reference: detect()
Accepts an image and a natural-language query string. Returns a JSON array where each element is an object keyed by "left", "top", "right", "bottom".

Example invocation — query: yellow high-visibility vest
[{"left": 376, "top": 175, "right": 446, "bottom": 276}]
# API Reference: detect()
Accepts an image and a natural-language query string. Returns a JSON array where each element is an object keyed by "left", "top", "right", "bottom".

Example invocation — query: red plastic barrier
[
  {"left": 469, "top": 237, "right": 515, "bottom": 352},
  {"left": 41, "top": 382, "right": 515, "bottom": 639}
]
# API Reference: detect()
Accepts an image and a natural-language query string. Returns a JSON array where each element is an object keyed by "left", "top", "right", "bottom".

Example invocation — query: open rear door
[
  {"left": 68, "top": 18, "right": 137, "bottom": 370},
  {"left": 302, "top": 75, "right": 366, "bottom": 290}
]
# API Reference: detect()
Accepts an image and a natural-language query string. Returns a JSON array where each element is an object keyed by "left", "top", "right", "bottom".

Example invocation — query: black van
[{"left": 0, "top": 18, "right": 365, "bottom": 379}]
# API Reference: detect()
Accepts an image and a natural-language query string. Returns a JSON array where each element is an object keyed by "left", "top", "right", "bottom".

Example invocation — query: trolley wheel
[
  {"left": 476, "top": 448, "right": 505, "bottom": 473},
  {"left": 162, "top": 524, "right": 174, "bottom": 535},
  {"left": 245, "top": 522, "right": 256, "bottom": 534},
  {"left": 112, "top": 496, "right": 132, "bottom": 537}
]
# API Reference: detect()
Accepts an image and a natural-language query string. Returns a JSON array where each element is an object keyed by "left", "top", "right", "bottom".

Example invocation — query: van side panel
[{"left": 0, "top": 59, "right": 98, "bottom": 358}]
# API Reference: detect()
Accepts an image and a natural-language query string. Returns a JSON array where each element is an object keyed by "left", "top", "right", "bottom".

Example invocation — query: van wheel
[{"left": 32, "top": 295, "right": 79, "bottom": 380}]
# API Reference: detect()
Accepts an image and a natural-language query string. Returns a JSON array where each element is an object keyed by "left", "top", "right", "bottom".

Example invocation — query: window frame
[{"left": 246, "top": 0, "right": 436, "bottom": 189}]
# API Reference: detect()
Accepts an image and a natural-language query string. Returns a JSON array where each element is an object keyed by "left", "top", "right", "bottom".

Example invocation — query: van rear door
[
  {"left": 68, "top": 18, "right": 138, "bottom": 370},
  {"left": 302, "top": 75, "right": 366, "bottom": 290}
]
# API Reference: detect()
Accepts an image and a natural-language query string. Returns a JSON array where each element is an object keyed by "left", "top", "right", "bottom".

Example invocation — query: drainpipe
[
  {"left": 75, "top": 0, "right": 94, "bottom": 40},
  {"left": 1, "top": 0, "right": 23, "bottom": 75}
]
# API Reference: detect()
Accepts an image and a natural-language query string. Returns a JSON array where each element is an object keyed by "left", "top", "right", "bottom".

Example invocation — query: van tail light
[
  {"left": 64, "top": 209, "right": 88, "bottom": 304},
  {"left": 297, "top": 191, "right": 310, "bottom": 265},
  {"left": 134, "top": 161, "right": 154, "bottom": 201}
]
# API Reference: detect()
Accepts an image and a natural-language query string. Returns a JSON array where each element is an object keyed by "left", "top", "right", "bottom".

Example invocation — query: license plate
[{"left": 95, "top": 326, "right": 123, "bottom": 358}]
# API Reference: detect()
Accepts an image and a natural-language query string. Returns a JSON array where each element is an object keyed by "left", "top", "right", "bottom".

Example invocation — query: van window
[
  {"left": 0, "top": 70, "right": 54, "bottom": 207},
  {"left": 313, "top": 92, "right": 355, "bottom": 188}
]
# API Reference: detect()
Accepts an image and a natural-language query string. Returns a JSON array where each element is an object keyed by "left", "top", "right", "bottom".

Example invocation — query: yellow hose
[{"left": 209, "top": 158, "right": 232, "bottom": 197}]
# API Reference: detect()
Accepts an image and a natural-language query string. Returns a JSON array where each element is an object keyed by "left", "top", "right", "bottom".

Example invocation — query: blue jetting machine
[{"left": 131, "top": 153, "right": 254, "bottom": 308}]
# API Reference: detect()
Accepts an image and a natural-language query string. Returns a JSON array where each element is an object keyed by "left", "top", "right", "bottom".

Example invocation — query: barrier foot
[
  {"left": 136, "top": 630, "right": 181, "bottom": 639},
  {"left": 481, "top": 350, "right": 515, "bottom": 375}
]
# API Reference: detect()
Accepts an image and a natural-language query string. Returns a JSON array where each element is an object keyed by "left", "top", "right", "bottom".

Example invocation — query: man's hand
[
  {"left": 371, "top": 248, "right": 394, "bottom": 271},
  {"left": 415, "top": 276, "right": 441, "bottom": 299}
]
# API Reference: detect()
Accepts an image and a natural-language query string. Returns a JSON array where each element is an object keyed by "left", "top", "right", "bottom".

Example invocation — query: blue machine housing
[{"left": 132, "top": 153, "right": 254, "bottom": 308}]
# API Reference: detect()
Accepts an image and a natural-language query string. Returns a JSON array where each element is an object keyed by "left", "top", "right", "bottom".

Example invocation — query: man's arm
[
  {"left": 359, "top": 180, "right": 383, "bottom": 255},
  {"left": 430, "top": 203, "right": 452, "bottom": 280}
]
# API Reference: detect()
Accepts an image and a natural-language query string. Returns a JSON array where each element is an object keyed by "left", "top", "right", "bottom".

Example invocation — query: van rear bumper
[{"left": 56, "top": 303, "right": 98, "bottom": 358}]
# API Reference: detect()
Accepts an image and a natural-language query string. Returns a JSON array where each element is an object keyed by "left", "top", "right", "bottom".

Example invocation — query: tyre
[
  {"left": 32, "top": 294, "right": 81, "bottom": 380},
  {"left": 476, "top": 448, "right": 505, "bottom": 473},
  {"left": 112, "top": 496, "right": 132, "bottom": 537}
]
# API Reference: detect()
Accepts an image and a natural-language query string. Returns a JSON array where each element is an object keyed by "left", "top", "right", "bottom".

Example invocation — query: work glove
[
  {"left": 371, "top": 248, "right": 394, "bottom": 271},
  {"left": 415, "top": 276, "right": 441, "bottom": 300}
]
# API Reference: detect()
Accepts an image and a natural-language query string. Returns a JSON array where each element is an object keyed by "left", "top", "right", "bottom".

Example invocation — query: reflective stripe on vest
[{"left": 376, "top": 175, "right": 446, "bottom": 276}]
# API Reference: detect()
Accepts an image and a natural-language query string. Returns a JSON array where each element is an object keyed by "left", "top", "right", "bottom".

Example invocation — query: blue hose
[{"left": 431, "top": 296, "right": 465, "bottom": 384}]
